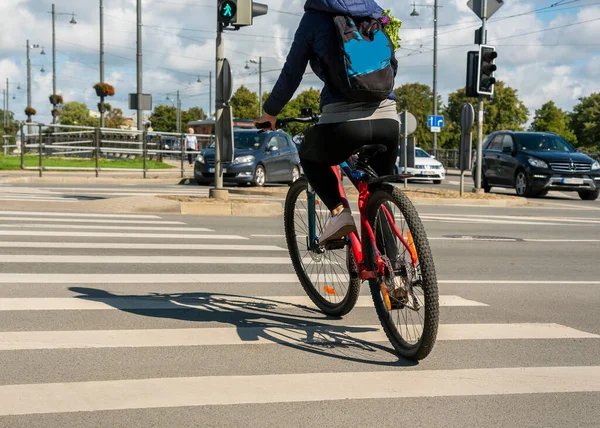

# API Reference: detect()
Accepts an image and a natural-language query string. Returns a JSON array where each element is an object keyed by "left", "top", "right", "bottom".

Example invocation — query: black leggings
[{"left": 299, "top": 119, "right": 399, "bottom": 211}]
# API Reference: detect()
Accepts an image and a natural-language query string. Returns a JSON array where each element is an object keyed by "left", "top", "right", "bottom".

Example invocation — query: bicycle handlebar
[{"left": 255, "top": 115, "right": 320, "bottom": 130}]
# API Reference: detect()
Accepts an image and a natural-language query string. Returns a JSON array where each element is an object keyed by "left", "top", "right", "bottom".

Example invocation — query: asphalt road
[{"left": 0, "top": 185, "right": 599, "bottom": 427}]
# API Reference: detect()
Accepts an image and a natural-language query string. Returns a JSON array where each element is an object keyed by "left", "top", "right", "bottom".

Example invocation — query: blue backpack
[{"left": 328, "top": 15, "right": 397, "bottom": 102}]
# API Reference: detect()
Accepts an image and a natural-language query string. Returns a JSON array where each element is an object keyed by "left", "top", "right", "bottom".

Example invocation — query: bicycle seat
[{"left": 353, "top": 144, "right": 388, "bottom": 160}]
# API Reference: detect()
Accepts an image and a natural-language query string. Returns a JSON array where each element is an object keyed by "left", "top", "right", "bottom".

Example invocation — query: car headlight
[
  {"left": 592, "top": 161, "right": 600, "bottom": 170},
  {"left": 528, "top": 158, "right": 548, "bottom": 168},
  {"left": 232, "top": 155, "right": 255, "bottom": 165},
  {"left": 196, "top": 154, "right": 205, "bottom": 164}
]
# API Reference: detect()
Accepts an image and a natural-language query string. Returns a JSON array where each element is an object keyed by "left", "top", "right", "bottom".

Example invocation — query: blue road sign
[{"left": 428, "top": 115, "right": 445, "bottom": 128}]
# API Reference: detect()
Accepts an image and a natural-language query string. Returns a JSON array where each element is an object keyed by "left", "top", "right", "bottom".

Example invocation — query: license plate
[
  {"left": 208, "top": 168, "right": 227, "bottom": 173},
  {"left": 562, "top": 178, "right": 584, "bottom": 185}
]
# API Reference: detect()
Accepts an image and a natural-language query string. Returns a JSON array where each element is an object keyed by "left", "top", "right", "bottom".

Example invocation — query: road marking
[
  {"left": 251, "top": 234, "right": 286, "bottom": 238},
  {"left": 2, "top": 366, "right": 600, "bottom": 415},
  {"left": 0, "top": 231, "right": 247, "bottom": 240},
  {"left": 420, "top": 216, "right": 562, "bottom": 226},
  {"left": 0, "top": 242, "right": 285, "bottom": 251},
  {"left": 0, "top": 197, "right": 75, "bottom": 203},
  {"left": 0, "top": 216, "right": 185, "bottom": 225},
  {"left": 0, "top": 224, "right": 214, "bottom": 232},
  {"left": 0, "top": 295, "right": 487, "bottom": 311},
  {"left": 0, "top": 211, "right": 161, "bottom": 219},
  {"left": 0, "top": 274, "right": 597, "bottom": 285},
  {"left": 430, "top": 237, "right": 600, "bottom": 243},
  {"left": 0, "top": 324, "right": 596, "bottom": 351},
  {"left": 0, "top": 255, "right": 293, "bottom": 264},
  {"left": 423, "top": 213, "right": 600, "bottom": 225}
]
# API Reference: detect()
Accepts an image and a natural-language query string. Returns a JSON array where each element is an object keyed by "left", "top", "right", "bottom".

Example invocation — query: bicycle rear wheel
[
  {"left": 366, "top": 184, "right": 439, "bottom": 360},
  {"left": 284, "top": 178, "right": 361, "bottom": 317}
]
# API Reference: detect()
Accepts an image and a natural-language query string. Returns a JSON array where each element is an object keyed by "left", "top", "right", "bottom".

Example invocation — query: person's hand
[{"left": 254, "top": 113, "right": 277, "bottom": 130}]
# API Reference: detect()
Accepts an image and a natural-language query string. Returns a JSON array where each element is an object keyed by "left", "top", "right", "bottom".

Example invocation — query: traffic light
[
  {"left": 477, "top": 45, "right": 497, "bottom": 96},
  {"left": 218, "top": 0, "right": 238, "bottom": 25},
  {"left": 233, "top": 0, "right": 268, "bottom": 27},
  {"left": 466, "top": 50, "right": 478, "bottom": 98}
]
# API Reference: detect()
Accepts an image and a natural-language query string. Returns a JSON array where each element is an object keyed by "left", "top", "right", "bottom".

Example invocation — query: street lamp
[
  {"left": 246, "top": 57, "right": 263, "bottom": 116},
  {"left": 50, "top": 3, "right": 77, "bottom": 124},
  {"left": 25, "top": 41, "right": 45, "bottom": 133},
  {"left": 166, "top": 91, "right": 182, "bottom": 134},
  {"left": 411, "top": 1, "right": 441, "bottom": 155}
]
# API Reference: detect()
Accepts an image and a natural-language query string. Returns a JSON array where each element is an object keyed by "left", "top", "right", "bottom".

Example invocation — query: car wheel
[
  {"left": 290, "top": 165, "right": 301, "bottom": 184},
  {"left": 578, "top": 190, "right": 600, "bottom": 201},
  {"left": 515, "top": 170, "right": 533, "bottom": 197},
  {"left": 432, "top": 180, "right": 442, "bottom": 185},
  {"left": 253, "top": 164, "right": 266, "bottom": 187}
]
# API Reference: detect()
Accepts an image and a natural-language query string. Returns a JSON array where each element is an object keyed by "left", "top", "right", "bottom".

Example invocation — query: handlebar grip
[{"left": 255, "top": 121, "right": 273, "bottom": 130}]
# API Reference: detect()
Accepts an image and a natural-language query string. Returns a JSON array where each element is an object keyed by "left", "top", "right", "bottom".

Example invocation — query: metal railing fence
[{"left": 2, "top": 123, "right": 212, "bottom": 178}]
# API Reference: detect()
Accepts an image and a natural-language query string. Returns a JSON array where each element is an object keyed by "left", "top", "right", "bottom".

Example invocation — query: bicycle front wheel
[
  {"left": 366, "top": 184, "right": 439, "bottom": 360},
  {"left": 284, "top": 178, "right": 361, "bottom": 317}
]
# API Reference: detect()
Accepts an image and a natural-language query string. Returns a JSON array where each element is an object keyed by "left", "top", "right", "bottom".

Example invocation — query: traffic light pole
[
  {"left": 474, "top": 0, "right": 488, "bottom": 193},
  {"left": 211, "top": 24, "right": 228, "bottom": 199}
]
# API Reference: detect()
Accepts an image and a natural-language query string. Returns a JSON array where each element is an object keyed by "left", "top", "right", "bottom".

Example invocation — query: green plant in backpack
[{"left": 381, "top": 10, "right": 402, "bottom": 51}]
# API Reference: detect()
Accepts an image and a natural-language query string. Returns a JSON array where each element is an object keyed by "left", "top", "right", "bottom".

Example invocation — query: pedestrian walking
[{"left": 185, "top": 128, "right": 198, "bottom": 167}]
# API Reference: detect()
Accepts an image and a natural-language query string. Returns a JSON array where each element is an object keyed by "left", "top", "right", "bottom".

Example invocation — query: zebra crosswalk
[{"left": 0, "top": 210, "right": 599, "bottom": 425}]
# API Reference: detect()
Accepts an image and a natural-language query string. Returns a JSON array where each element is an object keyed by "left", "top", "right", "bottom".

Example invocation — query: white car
[{"left": 396, "top": 147, "right": 446, "bottom": 184}]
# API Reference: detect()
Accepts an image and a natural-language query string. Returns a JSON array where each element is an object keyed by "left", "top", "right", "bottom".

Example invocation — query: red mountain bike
[{"left": 266, "top": 114, "right": 439, "bottom": 361}]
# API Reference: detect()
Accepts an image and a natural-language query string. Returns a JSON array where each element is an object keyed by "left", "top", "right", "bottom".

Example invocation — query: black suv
[{"left": 474, "top": 131, "right": 600, "bottom": 200}]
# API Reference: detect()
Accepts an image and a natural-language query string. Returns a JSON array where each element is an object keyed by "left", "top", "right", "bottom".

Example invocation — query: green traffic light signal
[{"left": 219, "top": 0, "right": 237, "bottom": 23}]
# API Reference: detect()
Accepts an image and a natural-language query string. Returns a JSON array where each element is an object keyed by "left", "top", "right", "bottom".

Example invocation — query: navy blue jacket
[{"left": 263, "top": 0, "right": 396, "bottom": 117}]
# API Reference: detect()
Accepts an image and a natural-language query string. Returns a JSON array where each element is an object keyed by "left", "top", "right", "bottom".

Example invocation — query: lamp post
[
  {"left": 100, "top": 0, "right": 105, "bottom": 127},
  {"left": 4, "top": 79, "right": 21, "bottom": 129},
  {"left": 245, "top": 57, "right": 263, "bottom": 116},
  {"left": 50, "top": 3, "right": 77, "bottom": 124},
  {"left": 25, "top": 41, "right": 45, "bottom": 135},
  {"left": 166, "top": 91, "right": 181, "bottom": 134},
  {"left": 410, "top": 1, "right": 440, "bottom": 155}
]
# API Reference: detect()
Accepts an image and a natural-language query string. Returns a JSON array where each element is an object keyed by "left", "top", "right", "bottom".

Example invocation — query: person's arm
[{"left": 262, "top": 13, "right": 314, "bottom": 117}]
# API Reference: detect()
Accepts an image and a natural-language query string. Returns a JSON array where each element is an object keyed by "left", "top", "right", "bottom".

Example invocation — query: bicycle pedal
[{"left": 324, "top": 239, "right": 346, "bottom": 250}]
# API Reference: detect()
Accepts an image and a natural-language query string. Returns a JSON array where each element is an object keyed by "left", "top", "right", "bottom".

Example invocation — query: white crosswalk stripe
[{"left": 0, "top": 211, "right": 598, "bottom": 422}]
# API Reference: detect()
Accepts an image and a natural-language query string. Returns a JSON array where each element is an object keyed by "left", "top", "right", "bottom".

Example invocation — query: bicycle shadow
[{"left": 68, "top": 287, "right": 416, "bottom": 367}]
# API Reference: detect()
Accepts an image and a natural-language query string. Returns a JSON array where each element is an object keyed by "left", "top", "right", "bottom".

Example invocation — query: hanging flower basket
[
  {"left": 51, "top": 108, "right": 60, "bottom": 118},
  {"left": 25, "top": 107, "right": 37, "bottom": 116},
  {"left": 5, "top": 125, "right": 14, "bottom": 134},
  {"left": 97, "top": 102, "right": 112, "bottom": 113},
  {"left": 49, "top": 94, "right": 64, "bottom": 105},
  {"left": 94, "top": 82, "right": 115, "bottom": 97}
]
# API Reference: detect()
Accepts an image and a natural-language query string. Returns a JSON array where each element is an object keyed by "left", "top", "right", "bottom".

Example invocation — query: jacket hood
[{"left": 304, "top": 0, "right": 383, "bottom": 17}]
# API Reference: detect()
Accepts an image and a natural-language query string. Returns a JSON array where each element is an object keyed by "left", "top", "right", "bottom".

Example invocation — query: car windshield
[
  {"left": 416, "top": 149, "right": 430, "bottom": 158},
  {"left": 517, "top": 134, "right": 576, "bottom": 153},
  {"left": 207, "top": 132, "right": 265, "bottom": 150}
]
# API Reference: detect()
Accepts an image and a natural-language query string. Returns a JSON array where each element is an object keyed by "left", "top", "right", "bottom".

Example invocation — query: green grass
[{"left": 0, "top": 155, "right": 175, "bottom": 171}]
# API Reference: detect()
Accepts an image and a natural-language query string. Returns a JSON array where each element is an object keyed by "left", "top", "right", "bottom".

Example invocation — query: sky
[{"left": 1, "top": 0, "right": 599, "bottom": 125}]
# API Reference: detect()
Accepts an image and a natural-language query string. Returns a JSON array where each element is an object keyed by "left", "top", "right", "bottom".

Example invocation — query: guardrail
[{"left": 2, "top": 123, "right": 213, "bottom": 178}]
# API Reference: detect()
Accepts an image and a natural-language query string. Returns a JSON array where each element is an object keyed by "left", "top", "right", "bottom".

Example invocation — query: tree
[
  {"left": 230, "top": 85, "right": 259, "bottom": 119},
  {"left": 570, "top": 93, "right": 600, "bottom": 151},
  {"left": 445, "top": 81, "right": 529, "bottom": 149},
  {"left": 149, "top": 105, "right": 177, "bottom": 132},
  {"left": 530, "top": 101, "right": 577, "bottom": 143},
  {"left": 278, "top": 88, "right": 321, "bottom": 136},
  {"left": 394, "top": 83, "right": 445, "bottom": 150},
  {"left": 105, "top": 107, "right": 126, "bottom": 129},
  {"left": 185, "top": 107, "right": 207, "bottom": 123},
  {"left": 59, "top": 102, "right": 99, "bottom": 127}
]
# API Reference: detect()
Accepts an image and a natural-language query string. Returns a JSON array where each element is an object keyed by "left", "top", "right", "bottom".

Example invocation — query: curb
[{"left": 0, "top": 176, "right": 188, "bottom": 185}]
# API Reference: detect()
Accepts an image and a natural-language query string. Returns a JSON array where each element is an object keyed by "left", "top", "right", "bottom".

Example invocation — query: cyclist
[{"left": 254, "top": 0, "right": 399, "bottom": 245}]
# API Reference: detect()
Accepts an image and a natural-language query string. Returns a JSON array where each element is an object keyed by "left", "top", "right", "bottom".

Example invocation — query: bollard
[
  {"left": 142, "top": 130, "right": 148, "bottom": 179},
  {"left": 95, "top": 127, "right": 101, "bottom": 178},
  {"left": 20, "top": 125, "right": 25, "bottom": 170},
  {"left": 38, "top": 125, "right": 43, "bottom": 178}
]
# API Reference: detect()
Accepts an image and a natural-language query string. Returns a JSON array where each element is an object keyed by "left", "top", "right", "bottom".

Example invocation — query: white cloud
[{"left": 1, "top": 0, "right": 599, "bottom": 124}]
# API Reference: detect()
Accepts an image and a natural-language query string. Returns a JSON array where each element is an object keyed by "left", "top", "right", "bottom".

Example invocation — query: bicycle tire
[
  {"left": 366, "top": 184, "right": 439, "bottom": 360},
  {"left": 284, "top": 178, "right": 361, "bottom": 317}
]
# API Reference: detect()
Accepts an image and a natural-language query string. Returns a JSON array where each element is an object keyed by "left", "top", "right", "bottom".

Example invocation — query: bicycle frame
[{"left": 306, "top": 162, "right": 419, "bottom": 285}]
